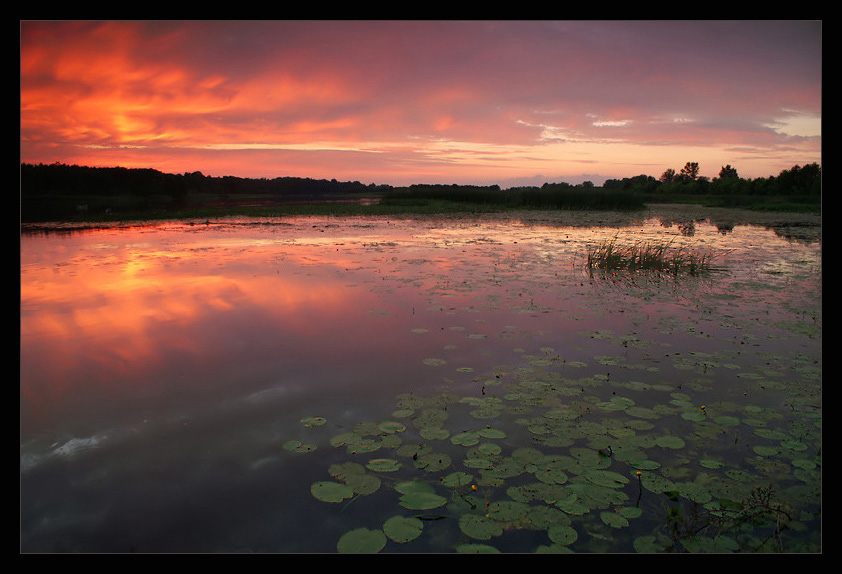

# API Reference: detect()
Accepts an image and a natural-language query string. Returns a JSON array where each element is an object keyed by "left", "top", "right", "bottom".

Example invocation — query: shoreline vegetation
[
  {"left": 20, "top": 162, "right": 821, "bottom": 231},
  {"left": 586, "top": 237, "right": 719, "bottom": 277}
]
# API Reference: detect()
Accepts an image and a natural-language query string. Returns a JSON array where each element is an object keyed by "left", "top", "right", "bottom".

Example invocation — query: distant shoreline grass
[{"left": 20, "top": 192, "right": 648, "bottom": 225}]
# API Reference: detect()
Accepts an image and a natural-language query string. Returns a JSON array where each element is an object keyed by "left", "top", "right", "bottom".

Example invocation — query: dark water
[{"left": 20, "top": 215, "right": 821, "bottom": 553}]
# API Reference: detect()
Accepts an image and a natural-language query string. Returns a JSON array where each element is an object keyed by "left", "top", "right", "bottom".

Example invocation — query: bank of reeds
[{"left": 586, "top": 237, "right": 716, "bottom": 276}]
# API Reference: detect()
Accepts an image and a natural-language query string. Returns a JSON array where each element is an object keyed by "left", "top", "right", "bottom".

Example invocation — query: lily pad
[
  {"left": 282, "top": 439, "right": 317, "bottom": 453},
  {"left": 383, "top": 515, "right": 423, "bottom": 543},
  {"left": 311, "top": 480, "right": 355, "bottom": 503},
  {"left": 459, "top": 513, "right": 503, "bottom": 540},
  {"left": 487, "top": 500, "right": 530, "bottom": 522},
  {"left": 420, "top": 427, "right": 450, "bottom": 440},
  {"left": 379, "top": 421, "right": 407, "bottom": 434},
  {"left": 534, "top": 455, "right": 570, "bottom": 485},
  {"left": 337, "top": 527, "right": 387, "bottom": 553},
  {"left": 456, "top": 543, "right": 500, "bottom": 553},
  {"left": 344, "top": 473, "right": 382, "bottom": 495},
  {"left": 414, "top": 452, "right": 452, "bottom": 472},
  {"left": 633, "top": 534, "right": 668, "bottom": 553},
  {"left": 656, "top": 435, "right": 686, "bottom": 449},
  {"left": 300, "top": 416, "right": 327, "bottom": 427},
  {"left": 366, "top": 458, "right": 401, "bottom": 472},
  {"left": 713, "top": 415, "right": 741, "bottom": 427},
  {"left": 478, "top": 428, "right": 507, "bottom": 439},
  {"left": 547, "top": 524, "right": 578, "bottom": 545},
  {"left": 600, "top": 510, "right": 629, "bottom": 528},
  {"left": 441, "top": 471, "right": 474, "bottom": 488},
  {"left": 399, "top": 491, "right": 448, "bottom": 511},
  {"left": 451, "top": 431, "right": 481, "bottom": 446},
  {"left": 582, "top": 469, "right": 629, "bottom": 488}
]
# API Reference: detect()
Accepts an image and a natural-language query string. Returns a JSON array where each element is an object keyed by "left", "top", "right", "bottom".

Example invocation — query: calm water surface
[{"left": 20, "top": 214, "right": 821, "bottom": 553}]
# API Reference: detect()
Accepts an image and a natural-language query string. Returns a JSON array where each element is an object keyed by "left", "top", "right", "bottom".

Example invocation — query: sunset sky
[{"left": 20, "top": 20, "right": 821, "bottom": 187}]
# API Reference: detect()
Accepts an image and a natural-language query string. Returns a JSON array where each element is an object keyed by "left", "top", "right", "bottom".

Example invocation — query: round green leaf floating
[
  {"left": 399, "top": 491, "right": 448, "bottom": 511},
  {"left": 633, "top": 534, "right": 668, "bottom": 553},
  {"left": 617, "top": 506, "right": 643, "bottom": 519},
  {"left": 753, "top": 445, "right": 780, "bottom": 457},
  {"left": 656, "top": 435, "right": 686, "bottom": 449},
  {"left": 628, "top": 458, "right": 660, "bottom": 471},
  {"left": 420, "top": 427, "right": 450, "bottom": 440},
  {"left": 463, "top": 457, "right": 494, "bottom": 469},
  {"left": 366, "top": 458, "right": 401, "bottom": 472},
  {"left": 582, "top": 469, "right": 629, "bottom": 488},
  {"left": 383, "top": 515, "right": 423, "bottom": 543},
  {"left": 344, "top": 473, "right": 381, "bottom": 496},
  {"left": 456, "top": 543, "right": 500, "bottom": 553},
  {"left": 300, "top": 416, "right": 327, "bottom": 427},
  {"left": 395, "top": 480, "right": 434, "bottom": 495},
  {"left": 639, "top": 473, "right": 676, "bottom": 494},
  {"left": 477, "top": 442, "right": 503, "bottom": 456},
  {"left": 600, "top": 510, "right": 629, "bottom": 528},
  {"left": 459, "top": 513, "right": 503, "bottom": 540},
  {"left": 676, "top": 482, "right": 712, "bottom": 504},
  {"left": 714, "top": 415, "right": 741, "bottom": 427},
  {"left": 478, "top": 428, "right": 507, "bottom": 439},
  {"left": 781, "top": 439, "right": 808, "bottom": 452},
  {"left": 487, "top": 500, "right": 530, "bottom": 523},
  {"left": 311, "top": 481, "right": 354, "bottom": 503},
  {"left": 337, "top": 527, "right": 387, "bottom": 553},
  {"left": 452, "top": 431, "right": 481, "bottom": 447},
  {"left": 282, "top": 439, "right": 316, "bottom": 453},
  {"left": 441, "top": 471, "right": 474, "bottom": 488},
  {"left": 681, "top": 410, "right": 707, "bottom": 422},
  {"left": 329, "top": 461, "right": 366, "bottom": 481},
  {"left": 415, "top": 452, "right": 452, "bottom": 472},
  {"left": 379, "top": 421, "right": 407, "bottom": 434},
  {"left": 547, "top": 524, "right": 578, "bottom": 546},
  {"left": 535, "top": 456, "right": 570, "bottom": 485}
]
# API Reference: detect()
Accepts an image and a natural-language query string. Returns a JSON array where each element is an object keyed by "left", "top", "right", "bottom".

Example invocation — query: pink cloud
[{"left": 20, "top": 20, "right": 821, "bottom": 184}]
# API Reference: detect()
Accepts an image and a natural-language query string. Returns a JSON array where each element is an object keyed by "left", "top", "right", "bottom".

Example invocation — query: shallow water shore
[{"left": 21, "top": 203, "right": 821, "bottom": 244}]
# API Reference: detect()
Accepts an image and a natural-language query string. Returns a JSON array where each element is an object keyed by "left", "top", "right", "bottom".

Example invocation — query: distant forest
[{"left": 20, "top": 161, "right": 820, "bottom": 221}]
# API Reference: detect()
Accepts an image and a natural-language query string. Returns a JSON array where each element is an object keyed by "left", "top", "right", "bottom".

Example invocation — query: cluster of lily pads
[
  {"left": 291, "top": 345, "right": 820, "bottom": 553},
  {"left": 279, "top": 221, "right": 821, "bottom": 552}
]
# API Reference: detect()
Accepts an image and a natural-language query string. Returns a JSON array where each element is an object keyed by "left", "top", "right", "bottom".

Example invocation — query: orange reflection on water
[{"left": 20, "top": 230, "right": 370, "bottom": 412}]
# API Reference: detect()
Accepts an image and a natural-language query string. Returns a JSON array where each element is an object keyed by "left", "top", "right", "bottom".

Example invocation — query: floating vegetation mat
[{"left": 295, "top": 354, "right": 821, "bottom": 553}]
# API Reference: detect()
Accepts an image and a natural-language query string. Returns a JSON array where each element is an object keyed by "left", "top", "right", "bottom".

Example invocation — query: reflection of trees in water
[
  {"left": 655, "top": 213, "right": 820, "bottom": 245},
  {"left": 659, "top": 218, "right": 698, "bottom": 236}
]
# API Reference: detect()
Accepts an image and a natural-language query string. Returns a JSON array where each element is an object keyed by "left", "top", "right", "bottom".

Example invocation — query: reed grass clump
[{"left": 586, "top": 238, "right": 716, "bottom": 276}]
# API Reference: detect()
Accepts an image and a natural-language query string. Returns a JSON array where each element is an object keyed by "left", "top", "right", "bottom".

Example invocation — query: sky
[{"left": 20, "top": 20, "right": 822, "bottom": 187}]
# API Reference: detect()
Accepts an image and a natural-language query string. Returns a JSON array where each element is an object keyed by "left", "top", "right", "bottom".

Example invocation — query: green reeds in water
[{"left": 586, "top": 238, "right": 716, "bottom": 276}]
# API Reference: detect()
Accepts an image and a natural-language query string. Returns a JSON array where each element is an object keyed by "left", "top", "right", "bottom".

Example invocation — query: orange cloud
[{"left": 20, "top": 20, "right": 821, "bottom": 184}]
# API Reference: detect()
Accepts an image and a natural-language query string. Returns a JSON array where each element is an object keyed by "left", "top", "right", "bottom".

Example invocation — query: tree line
[
  {"left": 20, "top": 162, "right": 391, "bottom": 201},
  {"left": 21, "top": 161, "right": 820, "bottom": 202},
  {"left": 20, "top": 160, "right": 820, "bottom": 217},
  {"left": 602, "top": 162, "right": 821, "bottom": 197}
]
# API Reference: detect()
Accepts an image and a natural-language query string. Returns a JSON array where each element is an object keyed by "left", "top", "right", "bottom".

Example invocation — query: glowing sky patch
[{"left": 20, "top": 20, "right": 821, "bottom": 185}]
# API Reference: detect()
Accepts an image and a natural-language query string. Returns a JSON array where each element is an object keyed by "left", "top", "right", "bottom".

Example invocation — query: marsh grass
[{"left": 586, "top": 237, "right": 717, "bottom": 276}]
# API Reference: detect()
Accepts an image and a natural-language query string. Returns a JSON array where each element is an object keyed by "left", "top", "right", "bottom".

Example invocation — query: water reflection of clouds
[{"left": 20, "top": 235, "right": 390, "bottom": 432}]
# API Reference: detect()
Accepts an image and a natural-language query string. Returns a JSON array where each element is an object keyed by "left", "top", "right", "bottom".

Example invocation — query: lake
[{"left": 20, "top": 207, "right": 821, "bottom": 553}]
